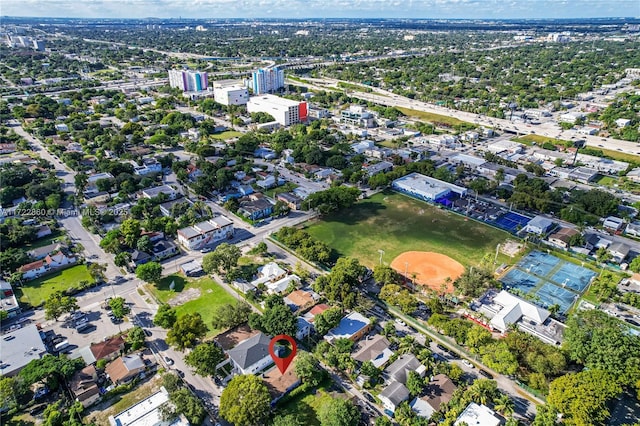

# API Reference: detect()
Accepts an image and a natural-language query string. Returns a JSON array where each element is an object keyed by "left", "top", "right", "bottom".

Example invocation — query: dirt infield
[{"left": 390, "top": 251, "right": 465, "bottom": 293}]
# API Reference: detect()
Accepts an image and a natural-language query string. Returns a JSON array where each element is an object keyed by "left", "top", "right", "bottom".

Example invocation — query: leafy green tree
[
  {"left": 136, "top": 261, "right": 163, "bottom": 284},
  {"left": 532, "top": 404, "right": 560, "bottom": 426},
  {"left": 220, "top": 375, "right": 271, "bottom": 426},
  {"left": 314, "top": 307, "right": 344, "bottom": 336},
  {"left": 318, "top": 398, "right": 360, "bottom": 426},
  {"left": 0, "top": 377, "right": 18, "bottom": 411},
  {"left": 185, "top": 342, "right": 225, "bottom": 377},
  {"left": 154, "top": 304, "right": 177, "bottom": 328},
  {"left": 114, "top": 252, "right": 132, "bottom": 267},
  {"left": 547, "top": 370, "right": 622, "bottom": 425},
  {"left": 249, "top": 302, "right": 297, "bottom": 337},
  {"left": 202, "top": 243, "right": 241, "bottom": 275},
  {"left": 44, "top": 291, "right": 79, "bottom": 321},
  {"left": 166, "top": 313, "right": 209, "bottom": 351},
  {"left": 294, "top": 352, "right": 325, "bottom": 386},
  {"left": 210, "top": 301, "right": 253, "bottom": 330},
  {"left": 168, "top": 388, "right": 207, "bottom": 425},
  {"left": 313, "top": 257, "right": 365, "bottom": 308},
  {"left": 359, "top": 360, "right": 381, "bottom": 382},
  {"left": 87, "top": 262, "right": 107, "bottom": 282},
  {"left": 109, "top": 296, "right": 130, "bottom": 319},
  {"left": 373, "top": 265, "right": 401, "bottom": 285},
  {"left": 136, "top": 235, "right": 153, "bottom": 253},
  {"left": 480, "top": 342, "right": 519, "bottom": 376},
  {"left": 406, "top": 371, "right": 425, "bottom": 397},
  {"left": 374, "top": 417, "right": 392, "bottom": 426},
  {"left": 120, "top": 218, "right": 141, "bottom": 248},
  {"left": 127, "top": 326, "right": 146, "bottom": 351},
  {"left": 19, "top": 354, "right": 82, "bottom": 389},
  {"left": 272, "top": 414, "right": 307, "bottom": 426}
]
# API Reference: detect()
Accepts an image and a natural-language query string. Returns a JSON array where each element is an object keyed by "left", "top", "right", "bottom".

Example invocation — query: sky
[{"left": 1, "top": 0, "right": 639, "bottom": 20}]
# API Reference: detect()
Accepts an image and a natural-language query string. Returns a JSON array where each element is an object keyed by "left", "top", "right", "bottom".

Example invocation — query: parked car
[
  {"left": 363, "top": 392, "right": 376, "bottom": 403},
  {"left": 164, "top": 356, "right": 174, "bottom": 366},
  {"left": 462, "top": 359, "right": 474, "bottom": 368},
  {"left": 479, "top": 369, "right": 493, "bottom": 379}
]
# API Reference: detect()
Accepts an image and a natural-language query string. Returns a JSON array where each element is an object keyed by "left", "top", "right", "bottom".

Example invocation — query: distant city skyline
[{"left": 2, "top": 0, "right": 639, "bottom": 20}]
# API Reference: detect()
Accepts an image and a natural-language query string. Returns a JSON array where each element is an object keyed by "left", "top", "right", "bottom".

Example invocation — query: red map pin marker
[{"left": 269, "top": 334, "right": 297, "bottom": 374}]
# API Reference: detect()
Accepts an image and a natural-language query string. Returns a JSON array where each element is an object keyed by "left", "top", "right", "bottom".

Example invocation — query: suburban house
[
  {"left": 608, "top": 242, "right": 631, "bottom": 264},
  {"left": 353, "top": 335, "right": 394, "bottom": 368},
  {"left": 284, "top": 289, "right": 319, "bottom": 312},
  {"left": 69, "top": 365, "right": 100, "bottom": 407},
  {"left": 35, "top": 224, "right": 52, "bottom": 239},
  {"left": 141, "top": 185, "right": 180, "bottom": 201},
  {"left": 27, "top": 242, "right": 67, "bottom": 260},
  {"left": 379, "top": 354, "right": 427, "bottom": 413},
  {"left": 176, "top": 216, "right": 234, "bottom": 250},
  {"left": 363, "top": 161, "right": 394, "bottom": 177},
  {"left": 379, "top": 381, "right": 411, "bottom": 414},
  {"left": 18, "top": 260, "right": 50, "bottom": 280},
  {"left": 130, "top": 250, "right": 152, "bottom": 266},
  {"left": 251, "top": 262, "right": 287, "bottom": 287},
  {"left": 296, "top": 317, "right": 314, "bottom": 340},
  {"left": 89, "top": 336, "right": 125, "bottom": 363},
  {"left": 455, "top": 402, "right": 501, "bottom": 426},
  {"left": 523, "top": 215, "right": 555, "bottom": 235},
  {"left": 303, "top": 303, "right": 331, "bottom": 326},
  {"left": 150, "top": 239, "right": 178, "bottom": 260},
  {"left": 266, "top": 274, "right": 301, "bottom": 295},
  {"left": 603, "top": 216, "right": 625, "bottom": 232},
  {"left": 410, "top": 374, "right": 457, "bottom": 418},
  {"left": 625, "top": 221, "right": 640, "bottom": 237},
  {"left": 547, "top": 227, "right": 579, "bottom": 249},
  {"left": 238, "top": 194, "right": 274, "bottom": 220},
  {"left": 226, "top": 332, "right": 273, "bottom": 376},
  {"left": 324, "top": 311, "right": 371, "bottom": 343},
  {"left": 44, "top": 252, "right": 77, "bottom": 268},
  {"left": 180, "top": 259, "right": 203, "bottom": 277},
  {"left": 276, "top": 192, "right": 302, "bottom": 210},
  {"left": 133, "top": 158, "right": 162, "bottom": 176},
  {"left": 105, "top": 354, "right": 146, "bottom": 385},
  {"left": 262, "top": 362, "right": 302, "bottom": 406},
  {"left": 0, "top": 280, "right": 21, "bottom": 318}
]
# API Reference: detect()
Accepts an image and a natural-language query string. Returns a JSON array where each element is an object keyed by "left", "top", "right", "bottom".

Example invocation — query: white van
[{"left": 54, "top": 340, "right": 69, "bottom": 352}]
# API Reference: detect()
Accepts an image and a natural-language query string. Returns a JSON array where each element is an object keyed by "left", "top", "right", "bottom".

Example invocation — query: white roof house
[
  {"left": 455, "top": 403, "right": 501, "bottom": 426},
  {"left": 109, "top": 387, "right": 189, "bottom": 426},
  {"left": 523, "top": 215, "right": 554, "bottom": 235},
  {"left": 487, "top": 290, "right": 550, "bottom": 333}
]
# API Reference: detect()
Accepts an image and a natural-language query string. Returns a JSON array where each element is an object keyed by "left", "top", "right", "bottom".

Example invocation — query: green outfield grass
[
  {"left": 16, "top": 264, "right": 94, "bottom": 307},
  {"left": 210, "top": 130, "right": 243, "bottom": 140},
  {"left": 396, "top": 107, "right": 472, "bottom": 128},
  {"left": 149, "top": 275, "right": 237, "bottom": 337},
  {"left": 305, "top": 191, "right": 512, "bottom": 268}
]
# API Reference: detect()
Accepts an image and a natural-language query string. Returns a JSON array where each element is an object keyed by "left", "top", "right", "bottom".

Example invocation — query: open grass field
[
  {"left": 512, "top": 134, "right": 571, "bottom": 146},
  {"left": 149, "top": 275, "right": 236, "bottom": 337},
  {"left": 276, "top": 379, "right": 348, "bottom": 426},
  {"left": 15, "top": 264, "right": 94, "bottom": 307},
  {"left": 210, "top": 130, "right": 243, "bottom": 140},
  {"left": 304, "top": 191, "right": 512, "bottom": 268},
  {"left": 397, "top": 106, "right": 472, "bottom": 127}
]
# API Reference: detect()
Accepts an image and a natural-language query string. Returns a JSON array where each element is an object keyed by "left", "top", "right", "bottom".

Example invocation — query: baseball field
[{"left": 305, "top": 191, "right": 512, "bottom": 287}]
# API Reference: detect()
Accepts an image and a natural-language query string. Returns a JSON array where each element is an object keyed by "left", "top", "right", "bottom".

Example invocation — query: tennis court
[
  {"left": 500, "top": 250, "right": 596, "bottom": 313},
  {"left": 491, "top": 211, "right": 531, "bottom": 232}
]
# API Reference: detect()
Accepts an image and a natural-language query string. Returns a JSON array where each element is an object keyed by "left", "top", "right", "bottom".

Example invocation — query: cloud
[{"left": 0, "top": 0, "right": 636, "bottom": 18}]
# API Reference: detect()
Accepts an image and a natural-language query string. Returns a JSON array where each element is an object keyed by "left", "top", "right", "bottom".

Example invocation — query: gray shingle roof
[{"left": 227, "top": 332, "right": 271, "bottom": 369}]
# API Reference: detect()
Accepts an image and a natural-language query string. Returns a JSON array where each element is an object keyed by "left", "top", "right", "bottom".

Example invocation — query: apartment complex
[
  {"left": 247, "top": 94, "right": 308, "bottom": 126},
  {"left": 250, "top": 67, "right": 284, "bottom": 94},
  {"left": 214, "top": 85, "right": 249, "bottom": 106},
  {"left": 176, "top": 216, "right": 234, "bottom": 250},
  {"left": 168, "top": 69, "right": 209, "bottom": 92}
]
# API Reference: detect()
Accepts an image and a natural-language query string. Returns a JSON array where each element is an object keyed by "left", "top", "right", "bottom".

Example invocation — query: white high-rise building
[
  {"left": 247, "top": 94, "right": 308, "bottom": 126},
  {"left": 250, "top": 67, "right": 284, "bottom": 94},
  {"left": 168, "top": 70, "right": 209, "bottom": 92}
]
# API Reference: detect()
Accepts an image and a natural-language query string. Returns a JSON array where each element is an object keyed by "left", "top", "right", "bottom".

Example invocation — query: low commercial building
[
  {"left": 176, "top": 216, "right": 234, "bottom": 250},
  {"left": 0, "top": 325, "right": 47, "bottom": 377},
  {"left": 523, "top": 215, "right": 555, "bottom": 235},
  {"left": 247, "top": 94, "right": 308, "bottom": 126},
  {"left": 109, "top": 387, "right": 189, "bottom": 426},
  {"left": 214, "top": 85, "right": 249, "bottom": 106},
  {"left": 392, "top": 172, "right": 467, "bottom": 202}
]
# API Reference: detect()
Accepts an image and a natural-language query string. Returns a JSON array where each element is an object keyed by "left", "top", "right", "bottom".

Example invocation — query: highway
[{"left": 287, "top": 76, "right": 640, "bottom": 154}]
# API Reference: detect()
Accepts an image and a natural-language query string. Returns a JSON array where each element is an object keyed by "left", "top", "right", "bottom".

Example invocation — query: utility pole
[{"left": 378, "top": 249, "right": 385, "bottom": 266}]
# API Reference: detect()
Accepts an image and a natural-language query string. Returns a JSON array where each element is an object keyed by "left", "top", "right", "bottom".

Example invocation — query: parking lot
[{"left": 42, "top": 299, "right": 133, "bottom": 356}]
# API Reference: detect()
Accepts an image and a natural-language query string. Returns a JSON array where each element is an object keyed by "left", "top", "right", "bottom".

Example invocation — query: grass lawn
[
  {"left": 596, "top": 175, "right": 619, "bottom": 186},
  {"left": 305, "top": 191, "right": 513, "bottom": 268},
  {"left": 210, "top": 130, "right": 243, "bottom": 140},
  {"left": 277, "top": 380, "right": 347, "bottom": 426},
  {"left": 149, "top": 275, "right": 236, "bottom": 337},
  {"left": 513, "top": 134, "right": 571, "bottom": 146},
  {"left": 25, "top": 229, "right": 64, "bottom": 250},
  {"left": 264, "top": 182, "right": 298, "bottom": 198},
  {"left": 397, "top": 106, "right": 472, "bottom": 128},
  {"left": 15, "top": 264, "right": 94, "bottom": 307}
]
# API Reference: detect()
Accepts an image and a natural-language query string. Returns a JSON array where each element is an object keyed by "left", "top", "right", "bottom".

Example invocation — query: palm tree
[
  {"left": 494, "top": 394, "right": 515, "bottom": 417},
  {"left": 397, "top": 335, "right": 416, "bottom": 355}
]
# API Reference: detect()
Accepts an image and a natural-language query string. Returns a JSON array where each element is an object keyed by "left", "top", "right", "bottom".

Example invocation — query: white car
[
  {"left": 394, "top": 318, "right": 406, "bottom": 327},
  {"left": 462, "top": 359, "right": 474, "bottom": 368}
]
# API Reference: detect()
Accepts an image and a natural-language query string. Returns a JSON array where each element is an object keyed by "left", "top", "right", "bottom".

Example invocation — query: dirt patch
[
  {"left": 167, "top": 287, "right": 201, "bottom": 307},
  {"left": 500, "top": 240, "right": 525, "bottom": 257},
  {"left": 390, "top": 251, "right": 465, "bottom": 293}
]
